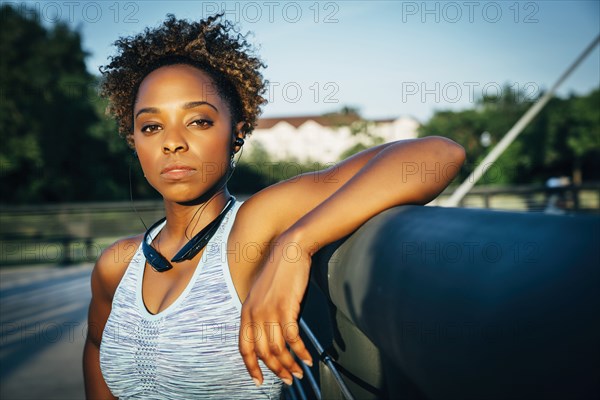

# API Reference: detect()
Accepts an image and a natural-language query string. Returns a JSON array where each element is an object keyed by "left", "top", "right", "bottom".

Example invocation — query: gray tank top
[{"left": 100, "top": 200, "right": 283, "bottom": 399}]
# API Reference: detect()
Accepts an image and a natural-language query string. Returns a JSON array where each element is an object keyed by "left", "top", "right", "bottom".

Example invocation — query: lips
[{"left": 160, "top": 163, "right": 197, "bottom": 180}]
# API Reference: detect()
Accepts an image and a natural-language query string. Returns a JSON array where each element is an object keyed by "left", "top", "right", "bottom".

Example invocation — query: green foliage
[
  {"left": 234, "top": 141, "right": 330, "bottom": 191},
  {"left": 339, "top": 117, "right": 385, "bottom": 160},
  {"left": 0, "top": 4, "right": 158, "bottom": 204},
  {"left": 2, "top": 5, "right": 94, "bottom": 201},
  {"left": 419, "top": 84, "right": 600, "bottom": 185},
  {"left": 567, "top": 89, "right": 600, "bottom": 156},
  {"left": 323, "top": 105, "right": 360, "bottom": 118},
  {"left": 339, "top": 143, "right": 372, "bottom": 160}
]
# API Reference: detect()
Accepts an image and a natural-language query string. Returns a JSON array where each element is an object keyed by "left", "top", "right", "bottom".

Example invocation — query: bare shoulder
[
  {"left": 227, "top": 198, "right": 280, "bottom": 265},
  {"left": 232, "top": 175, "right": 320, "bottom": 243},
  {"left": 231, "top": 174, "right": 320, "bottom": 243},
  {"left": 233, "top": 197, "right": 279, "bottom": 242},
  {"left": 92, "top": 234, "right": 143, "bottom": 301}
]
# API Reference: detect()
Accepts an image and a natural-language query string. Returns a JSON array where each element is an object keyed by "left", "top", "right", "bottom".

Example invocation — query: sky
[{"left": 9, "top": 0, "right": 600, "bottom": 122}]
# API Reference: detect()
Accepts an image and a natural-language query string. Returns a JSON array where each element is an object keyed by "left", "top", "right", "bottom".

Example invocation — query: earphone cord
[
  {"left": 184, "top": 144, "right": 244, "bottom": 240},
  {"left": 129, "top": 153, "right": 149, "bottom": 232}
]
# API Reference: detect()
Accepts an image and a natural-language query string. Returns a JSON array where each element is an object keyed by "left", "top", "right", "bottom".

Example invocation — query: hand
[{"left": 238, "top": 232, "right": 314, "bottom": 386}]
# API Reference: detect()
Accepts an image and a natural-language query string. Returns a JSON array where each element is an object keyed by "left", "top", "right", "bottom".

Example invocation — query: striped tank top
[{"left": 99, "top": 200, "right": 283, "bottom": 399}]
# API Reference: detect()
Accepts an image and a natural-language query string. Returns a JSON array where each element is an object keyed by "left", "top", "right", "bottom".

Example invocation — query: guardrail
[
  {"left": 433, "top": 182, "right": 600, "bottom": 212},
  {"left": 307, "top": 206, "right": 599, "bottom": 399},
  {"left": 0, "top": 200, "right": 163, "bottom": 265},
  {"left": 1, "top": 184, "right": 598, "bottom": 266}
]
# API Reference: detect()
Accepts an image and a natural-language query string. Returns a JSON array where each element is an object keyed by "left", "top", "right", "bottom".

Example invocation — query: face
[{"left": 133, "top": 64, "right": 241, "bottom": 203}]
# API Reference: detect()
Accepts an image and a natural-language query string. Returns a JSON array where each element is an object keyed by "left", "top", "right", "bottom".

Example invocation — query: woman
[{"left": 83, "top": 13, "right": 466, "bottom": 399}]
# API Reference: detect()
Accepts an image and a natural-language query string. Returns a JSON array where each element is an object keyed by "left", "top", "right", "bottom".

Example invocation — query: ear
[
  {"left": 233, "top": 121, "right": 247, "bottom": 153},
  {"left": 235, "top": 121, "right": 247, "bottom": 138},
  {"left": 130, "top": 133, "right": 138, "bottom": 152}
]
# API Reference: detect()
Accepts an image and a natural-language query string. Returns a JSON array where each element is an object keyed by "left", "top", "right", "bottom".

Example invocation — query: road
[{"left": 0, "top": 264, "right": 92, "bottom": 400}]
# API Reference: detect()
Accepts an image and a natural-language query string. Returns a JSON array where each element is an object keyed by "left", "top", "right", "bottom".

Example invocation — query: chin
[
  {"left": 163, "top": 184, "right": 223, "bottom": 205},
  {"left": 152, "top": 174, "right": 227, "bottom": 204},
  {"left": 165, "top": 192, "right": 205, "bottom": 205}
]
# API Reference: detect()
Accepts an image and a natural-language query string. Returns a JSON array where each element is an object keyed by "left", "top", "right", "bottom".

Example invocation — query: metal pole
[
  {"left": 444, "top": 35, "right": 600, "bottom": 207},
  {"left": 299, "top": 318, "right": 355, "bottom": 400}
]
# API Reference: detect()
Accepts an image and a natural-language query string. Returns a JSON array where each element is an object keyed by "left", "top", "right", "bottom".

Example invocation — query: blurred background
[{"left": 1, "top": 1, "right": 598, "bottom": 399}]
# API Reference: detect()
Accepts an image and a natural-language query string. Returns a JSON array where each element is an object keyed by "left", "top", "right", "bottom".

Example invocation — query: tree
[
  {"left": 547, "top": 89, "right": 600, "bottom": 184},
  {"left": 328, "top": 106, "right": 385, "bottom": 160},
  {"left": 419, "top": 83, "right": 599, "bottom": 185},
  {"left": 339, "top": 119, "right": 386, "bottom": 160},
  {"left": 0, "top": 4, "right": 151, "bottom": 203}
]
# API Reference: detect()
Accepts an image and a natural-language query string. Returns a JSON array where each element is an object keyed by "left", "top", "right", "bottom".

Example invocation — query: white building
[{"left": 243, "top": 115, "right": 420, "bottom": 164}]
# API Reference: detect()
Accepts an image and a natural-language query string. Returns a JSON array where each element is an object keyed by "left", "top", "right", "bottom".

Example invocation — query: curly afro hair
[{"left": 99, "top": 13, "right": 268, "bottom": 148}]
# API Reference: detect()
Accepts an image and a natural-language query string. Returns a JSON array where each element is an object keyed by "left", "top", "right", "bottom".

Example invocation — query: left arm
[
  {"left": 282, "top": 136, "right": 465, "bottom": 253},
  {"left": 239, "top": 136, "right": 466, "bottom": 386}
]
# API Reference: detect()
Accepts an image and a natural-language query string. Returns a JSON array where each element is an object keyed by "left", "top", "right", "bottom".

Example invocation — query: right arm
[{"left": 83, "top": 236, "right": 141, "bottom": 399}]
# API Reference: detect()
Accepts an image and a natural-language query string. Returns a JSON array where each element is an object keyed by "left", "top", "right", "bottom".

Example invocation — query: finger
[
  {"left": 255, "top": 339, "right": 294, "bottom": 386},
  {"left": 264, "top": 322, "right": 304, "bottom": 379},
  {"left": 282, "top": 320, "right": 313, "bottom": 367},
  {"left": 253, "top": 322, "right": 296, "bottom": 385},
  {"left": 239, "top": 315, "right": 264, "bottom": 385}
]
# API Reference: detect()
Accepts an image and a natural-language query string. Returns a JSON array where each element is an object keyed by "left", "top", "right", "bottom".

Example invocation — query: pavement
[
  {"left": 0, "top": 263, "right": 328, "bottom": 400},
  {"left": 1, "top": 264, "right": 92, "bottom": 400}
]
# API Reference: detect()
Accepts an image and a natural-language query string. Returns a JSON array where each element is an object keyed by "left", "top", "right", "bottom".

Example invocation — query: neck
[{"left": 161, "top": 188, "right": 232, "bottom": 248}]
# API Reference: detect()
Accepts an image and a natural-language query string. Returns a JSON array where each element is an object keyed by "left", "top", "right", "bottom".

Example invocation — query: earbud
[{"left": 230, "top": 137, "right": 244, "bottom": 169}]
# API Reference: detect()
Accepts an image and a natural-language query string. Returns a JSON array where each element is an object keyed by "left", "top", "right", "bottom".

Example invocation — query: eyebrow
[{"left": 135, "top": 101, "right": 218, "bottom": 119}]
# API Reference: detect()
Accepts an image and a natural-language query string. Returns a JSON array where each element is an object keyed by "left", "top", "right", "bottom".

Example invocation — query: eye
[
  {"left": 141, "top": 124, "right": 162, "bottom": 134},
  {"left": 189, "top": 119, "right": 214, "bottom": 129}
]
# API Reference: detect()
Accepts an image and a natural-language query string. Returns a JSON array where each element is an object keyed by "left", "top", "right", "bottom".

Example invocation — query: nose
[{"left": 162, "top": 126, "right": 188, "bottom": 154}]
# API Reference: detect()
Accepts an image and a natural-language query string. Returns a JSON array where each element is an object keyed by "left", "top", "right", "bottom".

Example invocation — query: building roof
[
  {"left": 256, "top": 114, "right": 362, "bottom": 129},
  {"left": 372, "top": 117, "right": 397, "bottom": 123}
]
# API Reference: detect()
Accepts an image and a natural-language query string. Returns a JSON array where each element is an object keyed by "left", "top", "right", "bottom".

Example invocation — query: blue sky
[{"left": 11, "top": 0, "right": 599, "bottom": 122}]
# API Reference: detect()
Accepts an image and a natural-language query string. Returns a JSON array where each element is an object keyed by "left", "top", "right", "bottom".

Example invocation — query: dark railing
[
  {"left": 434, "top": 182, "right": 600, "bottom": 213},
  {"left": 1, "top": 184, "right": 598, "bottom": 266},
  {"left": 0, "top": 200, "right": 161, "bottom": 265}
]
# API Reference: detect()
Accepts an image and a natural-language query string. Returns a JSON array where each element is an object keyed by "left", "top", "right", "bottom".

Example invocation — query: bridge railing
[
  {"left": 432, "top": 182, "right": 600, "bottom": 212},
  {"left": 0, "top": 200, "right": 163, "bottom": 265},
  {"left": 1, "top": 184, "right": 598, "bottom": 266}
]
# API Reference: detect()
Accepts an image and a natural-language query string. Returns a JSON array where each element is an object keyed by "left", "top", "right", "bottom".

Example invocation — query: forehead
[{"left": 135, "top": 64, "right": 225, "bottom": 110}]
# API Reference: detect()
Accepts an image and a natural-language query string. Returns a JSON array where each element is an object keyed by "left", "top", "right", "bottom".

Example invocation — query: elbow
[
  {"left": 391, "top": 136, "right": 466, "bottom": 206},
  {"left": 424, "top": 135, "right": 466, "bottom": 169},
  {"left": 449, "top": 139, "right": 466, "bottom": 167}
]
